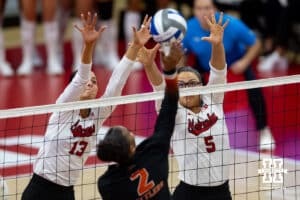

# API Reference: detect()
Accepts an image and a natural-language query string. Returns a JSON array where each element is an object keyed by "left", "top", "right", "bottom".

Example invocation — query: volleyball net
[{"left": 0, "top": 75, "right": 300, "bottom": 200}]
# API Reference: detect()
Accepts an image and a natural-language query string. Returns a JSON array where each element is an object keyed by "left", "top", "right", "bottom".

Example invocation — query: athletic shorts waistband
[
  {"left": 179, "top": 180, "right": 230, "bottom": 194},
  {"left": 32, "top": 174, "right": 74, "bottom": 192}
]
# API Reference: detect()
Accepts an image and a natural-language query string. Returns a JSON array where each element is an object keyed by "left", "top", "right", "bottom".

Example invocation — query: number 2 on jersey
[
  {"left": 130, "top": 168, "right": 155, "bottom": 196},
  {"left": 204, "top": 136, "right": 216, "bottom": 153},
  {"left": 69, "top": 141, "right": 88, "bottom": 157}
]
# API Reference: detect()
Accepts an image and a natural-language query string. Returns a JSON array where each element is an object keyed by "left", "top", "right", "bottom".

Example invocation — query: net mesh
[{"left": 0, "top": 75, "right": 300, "bottom": 200}]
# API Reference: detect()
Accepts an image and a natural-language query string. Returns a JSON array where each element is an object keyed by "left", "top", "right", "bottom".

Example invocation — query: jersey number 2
[
  {"left": 204, "top": 136, "right": 216, "bottom": 153},
  {"left": 69, "top": 141, "right": 88, "bottom": 157},
  {"left": 130, "top": 168, "right": 155, "bottom": 196}
]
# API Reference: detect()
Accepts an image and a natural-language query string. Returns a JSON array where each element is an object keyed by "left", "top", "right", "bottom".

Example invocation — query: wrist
[
  {"left": 212, "top": 42, "right": 223, "bottom": 48},
  {"left": 84, "top": 43, "right": 95, "bottom": 50},
  {"left": 162, "top": 64, "right": 174, "bottom": 72},
  {"left": 130, "top": 43, "right": 142, "bottom": 50},
  {"left": 163, "top": 68, "right": 176, "bottom": 75}
]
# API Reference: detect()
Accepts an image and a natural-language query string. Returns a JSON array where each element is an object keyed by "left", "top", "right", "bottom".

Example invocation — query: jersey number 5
[
  {"left": 204, "top": 136, "right": 216, "bottom": 153},
  {"left": 130, "top": 168, "right": 155, "bottom": 196},
  {"left": 69, "top": 141, "right": 88, "bottom": 157}
]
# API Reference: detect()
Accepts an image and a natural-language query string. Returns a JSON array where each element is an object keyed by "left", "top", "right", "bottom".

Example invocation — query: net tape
[{"left": 1, "top": 74, "right": 300, "bottom": 119}]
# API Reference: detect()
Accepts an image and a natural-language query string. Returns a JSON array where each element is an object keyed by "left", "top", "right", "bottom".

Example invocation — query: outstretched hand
[
  {"left": 132, "top": 15, "right": 152, "bottom": 48},
  {"left": 160, "top": 40, "right": 184, "bottom": 72},
  {"left": 137, "top": 44, "right": 161, "bottom": 67},
  {"left": 74, "top": 12, "right": 106, "bottom": 46},
  {"left": 201, "top": 12, "right": 229, "bottom": 45}
]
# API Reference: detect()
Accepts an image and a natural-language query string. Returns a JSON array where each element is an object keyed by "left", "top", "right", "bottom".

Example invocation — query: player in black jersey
[{"left": 96, "top": 41, "right": 183, "bottom": 200}]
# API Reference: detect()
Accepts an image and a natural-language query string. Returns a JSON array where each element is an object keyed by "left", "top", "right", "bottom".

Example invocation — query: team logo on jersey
[
  {"left": 70, "top": 120, "right": 95, "bottom": 137},
  {"left": 188, "top": 113, "right": 218, "bottom": 136}
]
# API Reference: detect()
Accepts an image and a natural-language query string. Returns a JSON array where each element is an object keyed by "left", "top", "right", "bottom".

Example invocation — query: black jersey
[{"left": 98, "top": 77, "right": 178, "bottom": 200}]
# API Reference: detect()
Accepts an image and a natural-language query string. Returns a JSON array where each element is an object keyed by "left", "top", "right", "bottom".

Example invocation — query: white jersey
[
  {"left": 34, "top": 56, "right": 134, "bottom": 186},
  {"left": 153, "top": 64, "right": 232, "bottom": 186}
]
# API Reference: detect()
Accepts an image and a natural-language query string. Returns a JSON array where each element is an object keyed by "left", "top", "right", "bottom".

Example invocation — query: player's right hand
[
  {"left": 131, "top": 15, "right": 152, "bottom": 49},
  {"left": 201, "top": 12, "right": 229, "bottom": 46},
  {"left": 74, "top": 12, "right": 106, "bottom": 46}
]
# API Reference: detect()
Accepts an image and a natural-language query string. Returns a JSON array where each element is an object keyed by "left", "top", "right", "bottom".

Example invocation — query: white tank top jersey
[
  {"left": 34, "top": 56, "right": 135, "bottom": 186},
  {"left": 153, "top": 63, "right": 232, "bottom": 187}
]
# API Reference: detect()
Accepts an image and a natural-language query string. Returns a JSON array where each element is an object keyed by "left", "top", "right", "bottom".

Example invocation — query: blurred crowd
[{"left": 0, "top": 0, "right": 299, "bottom": 77}]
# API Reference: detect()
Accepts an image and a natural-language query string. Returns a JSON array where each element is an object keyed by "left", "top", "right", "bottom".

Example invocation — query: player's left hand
[
  {"left": 201, "top": 12, "right": 229, "bottom": 46},
  {"left": 137, "top": 43, "right": 161, "bottom": 67},
  {"left": 230, "top": 59, "right": 249, "bottom": 74},
  {"left": 161, "top": 40, "right": 184, "bottom": 72},
  {"left": 132, "top": 15, "right": 152, "bottom": 48}
]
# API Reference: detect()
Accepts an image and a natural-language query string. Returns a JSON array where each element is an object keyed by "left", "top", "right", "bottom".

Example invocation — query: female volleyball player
[
  {"left": 21, "top": 12, "right": 153, "bottom": 200},
  {"left": 139, "top": 12, "right": 232, "bottom": 200},
  {"left": 97, "top": 41, "right": 182, "bottom": 200}
]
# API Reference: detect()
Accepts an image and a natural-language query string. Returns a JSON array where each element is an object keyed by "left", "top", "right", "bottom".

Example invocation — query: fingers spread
[
  {"left": 218, "top": 12, "right": 223, "bottom": 25},
  {"left": 222, "top": 19, "right": 230, "bottom": 29},
  {"left": 142, "top": 14, "right": 148, "bottom": 28},
  {"left": 80, "top": 13, "right": 86, "bottom": 27},
  {"left": 201, "top": 36, "right": 211, "bottom": 42},
  {"left": 98, "top": 25, "right": 106, "bottom": 33},
  {"left": 92, "top": 13, "right": 98, "bottom": 27},
  {"left": 87, "top": 12, "right": 92, "bottom": 25},
  {"left": 74, "top": 24, "right": 83, "bottom": 32},
  {"left": 211, "top": 12, "right": 216, "bottom": 24},
  {"left": 145, "top": 16, "right": 152, "bottom": 29},
  {"left": 204, "top": 16, "right": 212, "bottom": 27},
  {"left": 132, "top": 26, "right": 137, "bottom": 35},
  {"left": 153, "top": 43, "right": 161, "bottom": 51}
]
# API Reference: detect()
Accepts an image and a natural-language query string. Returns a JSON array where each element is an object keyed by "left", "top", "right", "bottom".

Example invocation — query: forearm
[
  {"left": 81, "top": 43, "right": 95, "bottom": 64},
  {"left": 56, "top": 63, "right": 92, "bottom": 103},
  {"left": 98, "top": 56, "right": 134, "bottom": 120},
  {"left": 102, "top": 56, "right": 134, "bottom": 98},
  {"left": 153, "top": 70, "right": 178, "bottom": 138},
  {"left": 163, "top": 70, "right": 178, "bottom": 96},
  {"left": 241, "top": 39, "right": 261, "bottom": 66},
  {"left": 210, "top": 43, "right": 226, "bottom": 70},
  {"left": 144, "top": 62, "right": 163, "bottom": 86}
]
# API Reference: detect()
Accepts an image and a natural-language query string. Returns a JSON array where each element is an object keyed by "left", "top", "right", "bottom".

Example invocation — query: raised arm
[
  {"left": 98, "top": 15, "right": 153, "bottom": 120},
  {"left": 201, "top": 12, "right": 229, "bottom": 103},
  {"left": 202, "top": 12, "right": 228, "bottom": 71},
  {"left": 150, "top": 42, "right": 183, "bottom": 148},
  {"left": 56, "top": 12, "right": 105, "bottom": 103},
  {"left": 137, "top": 46, "right": 163, "bottom": 87}
]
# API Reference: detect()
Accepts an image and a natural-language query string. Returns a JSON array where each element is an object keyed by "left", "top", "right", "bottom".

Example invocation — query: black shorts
[
  {"left": 21, "top": 174, "right": 75, "bottom": 200},
  {"left": 173, "top": 180, "right": 232, "bottom": 200}
]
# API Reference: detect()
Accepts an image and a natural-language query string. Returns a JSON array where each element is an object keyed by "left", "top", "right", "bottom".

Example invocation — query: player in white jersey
[
  {"left": 21, "top": 13, "right": 153, "bottom": 200},
  {"left": 138, "top": 12, "right": 232, "bottom": 199}
]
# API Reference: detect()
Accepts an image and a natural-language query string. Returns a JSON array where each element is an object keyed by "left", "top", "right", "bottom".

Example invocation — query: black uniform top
[{"left": 98, "top": 75, "right": 178, "bottom": 200}]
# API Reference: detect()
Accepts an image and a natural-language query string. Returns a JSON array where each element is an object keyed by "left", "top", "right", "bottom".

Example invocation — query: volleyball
[{"left": 150, "top": 8, "right": 187, "bottom": 43}]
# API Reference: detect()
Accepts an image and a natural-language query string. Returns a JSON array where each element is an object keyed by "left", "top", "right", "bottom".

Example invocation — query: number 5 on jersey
[
  {"left": 204, "top": 136, "right": 216, "bottom": 153},
  {"left": 130, "top": 168, "right": 155, "bottom": 196}
]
